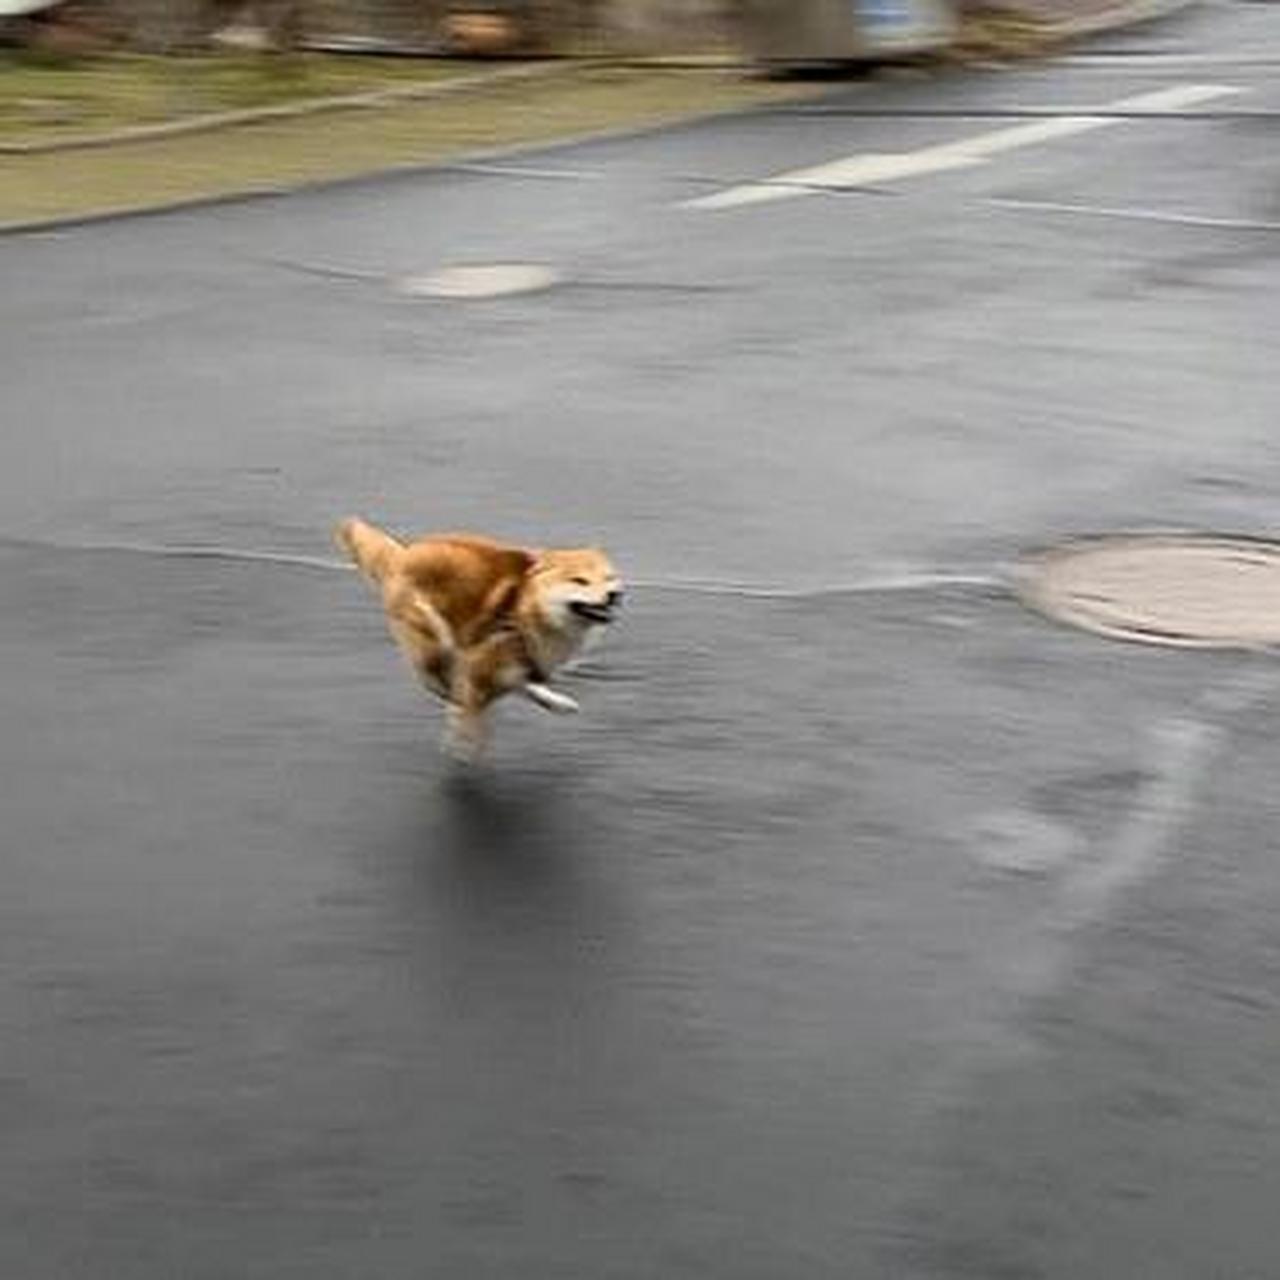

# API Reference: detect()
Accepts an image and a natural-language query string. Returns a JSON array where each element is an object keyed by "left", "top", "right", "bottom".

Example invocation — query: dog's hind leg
[{"left": 440, "top": 645, "right": 504, "bottom": 763}]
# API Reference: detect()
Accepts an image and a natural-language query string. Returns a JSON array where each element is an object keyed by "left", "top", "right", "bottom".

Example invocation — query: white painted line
[
  {"left": 988, "top": 196, "right": 1280, "bottom": 233},
  {"left": 684, "top": 82, "right": 1241, "bottom": 212},
  {"left": 687, "top": 149, "right": 982, "bottom": 210},
  {"left": 1100, "top": 82, "right": 1244, "bottom": 112}
]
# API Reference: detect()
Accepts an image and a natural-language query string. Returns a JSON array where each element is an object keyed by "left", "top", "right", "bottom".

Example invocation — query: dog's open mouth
[{"left": 570, "top": 601, "right": 616, "bottom": 625}]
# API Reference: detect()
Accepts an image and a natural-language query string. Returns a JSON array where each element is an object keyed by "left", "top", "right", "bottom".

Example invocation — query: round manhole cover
[
  {"left": 1021, "top": 535, "right": 1280, "bottom": 648},
  {"left": 397, "top": 263, "right": 559, "bottom": 300}
]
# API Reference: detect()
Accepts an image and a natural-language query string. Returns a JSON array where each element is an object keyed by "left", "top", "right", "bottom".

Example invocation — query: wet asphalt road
[{"left": 5, "top": 4, "right": 1280, "bottom": 1275}]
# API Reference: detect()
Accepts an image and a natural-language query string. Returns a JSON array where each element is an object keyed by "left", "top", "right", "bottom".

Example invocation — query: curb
[{"left": 0, "top": 60, "right": 570, "bottom": 156}]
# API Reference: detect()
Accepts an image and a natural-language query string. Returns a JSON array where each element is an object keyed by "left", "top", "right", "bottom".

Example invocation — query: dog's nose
[{"left": 606, "top": 590, "right": 624, "bottom": 608}]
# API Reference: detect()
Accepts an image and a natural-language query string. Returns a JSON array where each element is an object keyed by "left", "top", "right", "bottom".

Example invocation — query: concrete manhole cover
[
  {"left": 1021, "top": 534, "right": 1280, "bottom": 648},
  {"left": 397, "top": 263, "right": 559, "bottom": 300}
]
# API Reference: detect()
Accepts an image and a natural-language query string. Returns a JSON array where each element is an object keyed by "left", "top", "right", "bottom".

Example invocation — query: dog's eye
[{"left": 570, "top": 576, "right": 590, "bottom": 586}]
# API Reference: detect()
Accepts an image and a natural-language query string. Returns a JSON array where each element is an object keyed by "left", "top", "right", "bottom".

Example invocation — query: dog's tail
[{"left": 335, "top": 517, "right": 405, "bottom": 585}]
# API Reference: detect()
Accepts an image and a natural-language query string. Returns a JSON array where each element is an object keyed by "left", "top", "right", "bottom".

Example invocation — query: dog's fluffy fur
[{"left": 337, "top": 517, "right": 621, "bottom": 760}]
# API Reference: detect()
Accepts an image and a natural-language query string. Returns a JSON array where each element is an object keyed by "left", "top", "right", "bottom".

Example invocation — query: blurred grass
[
  {"left": 0, "top": 51, "right": 487, "bottom": 139},
  {"left": 0, "top": 64, "right": 831, "bottom": 226}
]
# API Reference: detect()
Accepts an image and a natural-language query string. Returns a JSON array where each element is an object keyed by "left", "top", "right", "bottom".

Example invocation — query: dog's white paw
[
  {"left": 442, "top": 710, "right": 486, "bottom": 764},
  {"left": 525, "top": 683, "right": 580, "bottom": 715},
  {"left": 442, "top": 735, "right": 485, "bottom": 766}
]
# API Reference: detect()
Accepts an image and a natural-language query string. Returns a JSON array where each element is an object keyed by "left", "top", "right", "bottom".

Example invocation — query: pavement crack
[
  {"left": 0, "top": 535, "right": 352, "bottom": 573},
  {"left": 0, "top": 536, "right": 1004, "bottom": 599},
  {"left": 249, "top": 255, "right": 388, "bottom": 284},
  {"left": 630, "top": 571, "right": 1006, "bottom": 598},
  {"left": 568, "top": 280, "right": 740, "bottom": 295},
  {"left": 987, "top": 196, "right": 1280, "bottom": 232},
  {"left": 443, "top": 162, "right": 604, "bottom": 181}
]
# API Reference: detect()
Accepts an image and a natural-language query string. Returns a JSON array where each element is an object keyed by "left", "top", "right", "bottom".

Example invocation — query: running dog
[{"left": 337, "top": 517, "right": 622, "bottom": 761}]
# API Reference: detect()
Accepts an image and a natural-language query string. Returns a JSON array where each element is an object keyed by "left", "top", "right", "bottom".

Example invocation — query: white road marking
[
  {"left": 683, "top": 82, "right": 1241, "bottom": 211},
  {"left": 988, "top": 196, "right": 1280, "bottom": 233}
]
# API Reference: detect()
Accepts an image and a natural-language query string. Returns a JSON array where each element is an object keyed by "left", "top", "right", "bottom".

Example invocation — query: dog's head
[{"left": 528, "top": 548, "right": 623, "bottom": 629}]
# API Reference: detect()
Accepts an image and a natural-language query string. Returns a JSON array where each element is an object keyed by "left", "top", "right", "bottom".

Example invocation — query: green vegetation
[{"left": 0, "top": 51, "right": 485, "bottom": 140}]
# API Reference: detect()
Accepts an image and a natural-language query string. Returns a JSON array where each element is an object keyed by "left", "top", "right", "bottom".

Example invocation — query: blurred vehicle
[{"left": 739, "top": 0, "right": 957, "bottom": 69}]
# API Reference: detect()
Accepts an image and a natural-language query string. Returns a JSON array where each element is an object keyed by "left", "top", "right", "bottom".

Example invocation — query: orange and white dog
[{"left": 337, "top": 517, "right": 622, "bottom": 761}]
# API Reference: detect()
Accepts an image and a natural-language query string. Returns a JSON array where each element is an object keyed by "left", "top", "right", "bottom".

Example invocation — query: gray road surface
[{"left": 4, "top": 4, "right": 1280, "bottom": 1275}]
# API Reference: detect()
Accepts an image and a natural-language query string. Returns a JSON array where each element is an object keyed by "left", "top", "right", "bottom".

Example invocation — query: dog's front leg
[
  {"left": 523, "top": 682, "right": 580, "bottom": 715},
  {"left": 442, "top": 701, "right": 488, "bottom": 764},
  {"left": 440, "top": 652, "right": 491, "bottom": 763}
]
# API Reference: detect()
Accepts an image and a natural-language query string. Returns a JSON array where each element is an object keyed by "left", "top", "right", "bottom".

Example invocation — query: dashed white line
[{"left": 683, "top": 82, "right": 1241, "bottom": 212}]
